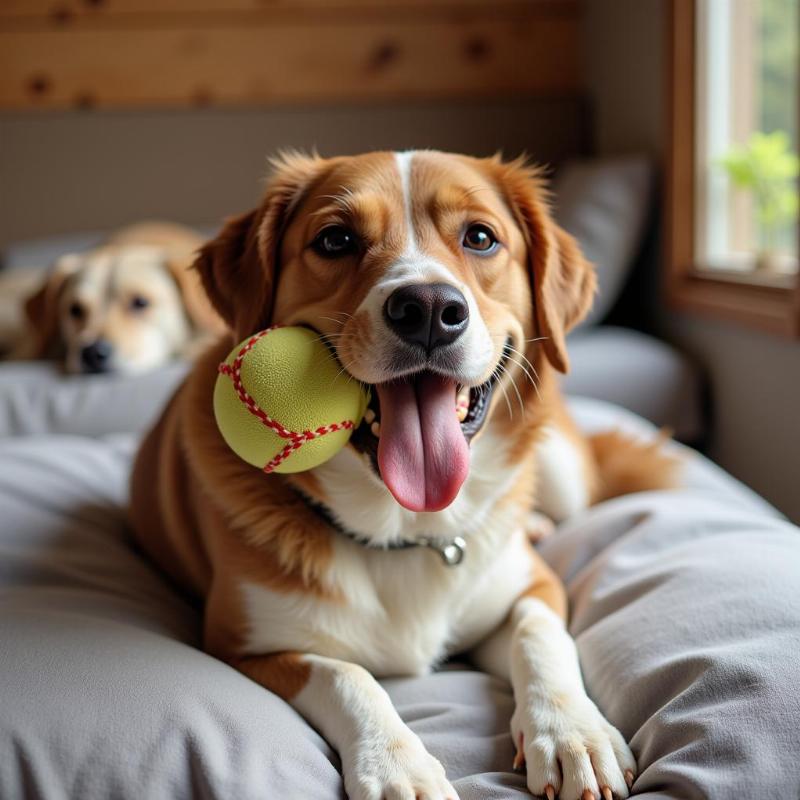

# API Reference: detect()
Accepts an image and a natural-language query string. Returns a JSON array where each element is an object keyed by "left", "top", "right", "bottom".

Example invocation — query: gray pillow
[
  {"left": 553, "top": 156, "right": 653, "bottom": 328},
  {"left": 0, "top": 361, "right": 188, "bottom": 438},
  {"left": 562, "top": 327, "right": 704, "bottom": 442}
]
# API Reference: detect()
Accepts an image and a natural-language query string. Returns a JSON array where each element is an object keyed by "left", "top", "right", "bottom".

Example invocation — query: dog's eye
[
  {"left": 312, "top": 226, "right": 359, "bottom": 258},
  {"left": 129, "top": 295, "right": 150, "bottom": 312},
  {"left": 68, "top": 302, "right": 86, "bottom": 321},
  {"left": 463, "top": 224, "right": 498, "bottom": 254}
]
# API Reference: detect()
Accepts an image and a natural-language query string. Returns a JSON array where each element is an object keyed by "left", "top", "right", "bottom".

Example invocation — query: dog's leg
[
  {"left": 234, "top": 652, "right": 459, "bottom": 800},
  {"left": 471, "top": 556, "right": 636, "bottom": 800}
]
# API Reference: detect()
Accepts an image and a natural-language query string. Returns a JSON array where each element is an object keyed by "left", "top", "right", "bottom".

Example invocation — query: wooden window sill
[{"left": 668, "top": 272, "right": 799, "bottom": 337}]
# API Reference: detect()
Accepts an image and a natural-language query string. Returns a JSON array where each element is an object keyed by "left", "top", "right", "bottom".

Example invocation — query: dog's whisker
[
  {"left": 487, "top": 333, "right": 547, "bottom": 347},
  {"left": 505, "top": 354, "right": 542, "bottom": 403},
  {"left": 332, "top": 356, "right": 360, "bottom": 387},
  {"left": 502, "top": 347, "right": 537, "bottom": 387},
  {"left": 315, "top": 311, "right": 354, "bottom": 327},
  {"left": 310, "top": 333, "right": 351, "bottom": 351},
  {"left": 505, "top": 357, "right": 535, "bottom": 389},
  {"left": 317, "top": 316, "right": 349, "bottom": 327},
  {"left": 505, "top": 346, "right": 539, "bottom": 389},
  {"left": 520, "top": 336, "right": 549, "bottom": 344},
  {"left": 496, "top": 362, "right": 526, "bottom": 418},
  {"left": 497, "top": 379, "right": 514, "bottom": 420},
  {"left": 490, "top": 333, "right": 549, "bottom": 346},
  {"left": 498, "top": 362, "right": 521, "bottom": 418},
  {"left": 497, "top": 364, "right": 514, "bottom": 419},
  {"left": 504, "top": 343, "right": 540, "bottom": 381},
  {"left": 314, "top": 332, "right": 359, "bottom": 343},
  {"left": 309, "top": 333, "right": 363, "bottom": 380}
]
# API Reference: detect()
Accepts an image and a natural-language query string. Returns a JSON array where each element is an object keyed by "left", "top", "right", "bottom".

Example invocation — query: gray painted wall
[{"left": 0, "top": 98, "right": 587, "bottom": 247}]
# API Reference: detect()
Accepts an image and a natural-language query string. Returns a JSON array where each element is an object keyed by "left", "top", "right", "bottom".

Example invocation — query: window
[
  {"left": 667, "top": 0, "right": 800, "bottom": 335},
  {"left": 697, "top": 0, "right": 798, "bottom": 276}
]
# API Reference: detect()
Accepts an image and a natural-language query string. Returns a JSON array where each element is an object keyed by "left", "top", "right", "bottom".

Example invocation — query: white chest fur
[{"left": 240, "top": 524, "right": 533, "bottom": 677}]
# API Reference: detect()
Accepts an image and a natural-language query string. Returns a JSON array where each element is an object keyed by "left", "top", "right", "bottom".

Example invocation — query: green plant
[{"left": 719, "top": 130, "right": 799, "bottom": 252}]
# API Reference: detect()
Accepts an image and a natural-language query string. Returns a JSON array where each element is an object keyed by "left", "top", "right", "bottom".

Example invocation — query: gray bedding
[
  {"left": 1, "top": 399, "right": 798, "bottom": 799},
  {"left": 0, "top": 325, "right": 705, "bottom": 445}
]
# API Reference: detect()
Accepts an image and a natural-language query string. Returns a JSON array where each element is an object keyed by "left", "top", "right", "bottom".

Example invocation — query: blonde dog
[{"left": 16, "top": 222, "right": 225, "bottom": 373}]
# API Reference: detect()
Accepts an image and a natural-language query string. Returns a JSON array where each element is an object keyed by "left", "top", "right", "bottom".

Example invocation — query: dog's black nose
[
  {"left": 80, "top": 340, "right": 113, "bottom": 373},
  {"left": 384, "top": 283, "right": 469, "bottom": 352}
]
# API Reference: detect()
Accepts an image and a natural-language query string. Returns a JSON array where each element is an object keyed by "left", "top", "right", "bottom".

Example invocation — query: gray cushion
[
  {"left": 552, "top": 157, "right": 653, "bottom": 328},
  {"left": 0, "top": 400, "right": 798, "bottom": 799},
  {"left": 563, "top": 327, "right": 704, "bottom": 442},
  {"left": 0, "top": 361, "right": 188, "bottom": 438}
]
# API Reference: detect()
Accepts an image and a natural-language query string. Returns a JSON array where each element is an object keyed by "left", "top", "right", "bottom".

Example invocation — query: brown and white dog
[
  {"left": 131, "top": 151, "right": 675, "bottom": 800},
  {"left": 16, "top": 222, "right": 226, "bottom": 373}
]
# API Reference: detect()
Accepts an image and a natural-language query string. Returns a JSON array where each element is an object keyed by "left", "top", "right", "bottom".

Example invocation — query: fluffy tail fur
[{"left": 589, "top": 429, "right": 681, "bottom": 504}]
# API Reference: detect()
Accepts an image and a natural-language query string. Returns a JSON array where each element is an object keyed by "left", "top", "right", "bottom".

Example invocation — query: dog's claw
[
  {"left": 512, "top": 732, "right": 525, "bottom": 770},
  {"left": 601, "top": 787, "right": 613, "bottom": 800},
  {"left": 581, "top": 791, "right": 596, "bottom": 800},
  {"left": 624, "top": 769, "right": 635, "bottom": 789},
  {"left": 544, "top": 786, "right": 555, "bottom": 800}
]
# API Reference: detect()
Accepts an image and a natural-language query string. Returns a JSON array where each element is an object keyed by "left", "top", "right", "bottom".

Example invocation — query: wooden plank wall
[{"left": 0, "top": 0, "right": 583, "bottom": 110}]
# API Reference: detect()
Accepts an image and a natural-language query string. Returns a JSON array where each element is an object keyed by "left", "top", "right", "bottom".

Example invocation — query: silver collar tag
[{"left": 422, "top": 536, "right": 467, "bottom": 567}]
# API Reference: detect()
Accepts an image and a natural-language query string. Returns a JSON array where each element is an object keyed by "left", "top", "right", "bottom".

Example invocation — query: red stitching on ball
[{"left": 217, "top": 326, "right": 356, "bottom": 473}]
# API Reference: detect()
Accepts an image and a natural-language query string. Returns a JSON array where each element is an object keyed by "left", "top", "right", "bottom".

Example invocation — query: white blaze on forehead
[
  {"left": 75, "top": 254, "right": 113, "bottom": 295},
  {"left": 390, "top": 150, "right": 450, "bottom": 284},
  {"left": 394, "top": 150, "right": 419, "bottom": 255}
]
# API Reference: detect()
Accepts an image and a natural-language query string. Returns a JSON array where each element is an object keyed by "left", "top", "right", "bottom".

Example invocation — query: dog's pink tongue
[{"left": 376, "top": 374, "right": 469, "bottom": 512}]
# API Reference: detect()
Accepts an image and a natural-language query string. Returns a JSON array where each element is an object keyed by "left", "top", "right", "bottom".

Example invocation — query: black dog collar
[{"left": 293, "top": 488, "right": 467, "bottom": 567}]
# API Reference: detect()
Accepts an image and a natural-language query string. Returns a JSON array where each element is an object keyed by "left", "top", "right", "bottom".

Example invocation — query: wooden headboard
[{"left": 0, "top": 0, "right": 583, "bottom": 110}]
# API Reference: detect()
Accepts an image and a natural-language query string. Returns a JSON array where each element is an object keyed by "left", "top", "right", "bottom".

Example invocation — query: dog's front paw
[
  {"left": 511, "top": 696, "right": 636, "bottom": 800},
  {"left": 343, "top": 729, "right": 459, "bottom": 800},
  {"left": 525, "top": 511, "right": 557, "bottom": 543}
]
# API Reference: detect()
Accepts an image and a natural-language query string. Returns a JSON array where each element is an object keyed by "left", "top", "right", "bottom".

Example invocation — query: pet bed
[{"left": 1, "top": 397, "right": 797, "bottom": 799}]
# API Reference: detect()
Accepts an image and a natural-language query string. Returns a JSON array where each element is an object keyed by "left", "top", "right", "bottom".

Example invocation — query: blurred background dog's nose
[
  {"left": 384, "top": 283, "right": 469, "bottom": 352},
  {"left": 80, "top": 340, "right": 113, "bottom": 373}
]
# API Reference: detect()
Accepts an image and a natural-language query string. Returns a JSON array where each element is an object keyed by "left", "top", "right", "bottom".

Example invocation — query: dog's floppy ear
[
  {"left": 491, "top": 157, "right": 596, "bottom": 373},
  {"left": 164, "top": 254, "right": 228, "bottom": 337},
  {"left": 23, "top": 254, "right": 81, "bottom": 358},
  {"left": 194, "top": 151, "right": 327, "bottom": 338}
]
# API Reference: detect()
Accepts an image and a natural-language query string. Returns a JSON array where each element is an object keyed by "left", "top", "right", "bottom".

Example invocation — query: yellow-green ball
[{"left": 213, "top": 326, "right": 369, "bottom": 474}]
